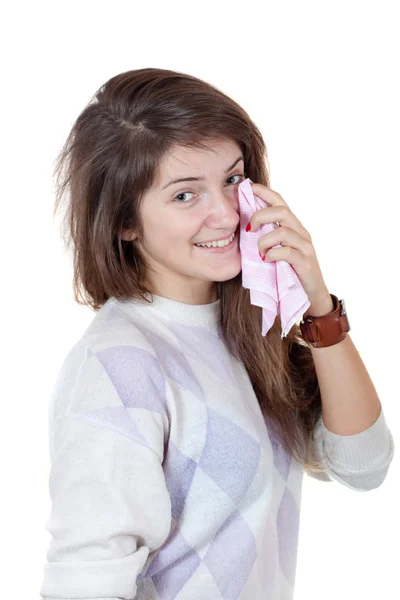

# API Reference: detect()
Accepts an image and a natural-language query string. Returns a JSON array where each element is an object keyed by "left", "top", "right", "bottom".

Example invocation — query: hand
[{"left": 246, "top": 182, "right": 334, "bottom": 316}]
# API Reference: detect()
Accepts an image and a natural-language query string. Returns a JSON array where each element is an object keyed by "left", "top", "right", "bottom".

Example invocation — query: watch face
[{"left": 340, "top": 299, "right": 350, "bottom": 331}]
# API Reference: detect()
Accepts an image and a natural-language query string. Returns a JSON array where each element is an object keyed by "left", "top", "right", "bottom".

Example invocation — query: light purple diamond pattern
[
  {"left": 258, "top": 516, "right": 279, "bottom": 596},
  {"left": 168, "top": 321, "right": 237, "bottom": 386},
  {"left": 276, "top": 487, "right": 300, "bottom": 586},
  {"left": 163, "top": 440, "right": 198, "bottom": 521},
  {"left": 74, "top": 406, "right": 150, "bottom": 449},
  {"left": 144, "top": 527, "right": 201, "bottom": 600},
  {"left": 198, "top": 407, "right": 261, "bottom": 503},
  {"left": 129, "top": 324, "right": 206, "bottom": 402},
  {"left": 95, "top": 346, "right": 168, "bottom": 415},
  {"left": 203, "top": 509, "right": 257, "bottom": 599}
]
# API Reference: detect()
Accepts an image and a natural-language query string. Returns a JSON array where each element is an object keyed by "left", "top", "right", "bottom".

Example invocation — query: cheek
[
  {"left": 149, "top": 223, "right": 194, "bottom": 257},
  {"left": 145, "top": 207, "right": 201, "bottom": 249},
  {"left": 163, "top": 218, "right": 200, "bottom": 246}
]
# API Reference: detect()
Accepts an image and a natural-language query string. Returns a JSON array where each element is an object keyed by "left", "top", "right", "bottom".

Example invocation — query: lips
[
  {"left": 195, "top": 232, "right": 235, "bottom": 248},
  {"left": 195, "top": 226, "right": 239, "bottom": 245},
  {"left": 194, "top": 234, "right": 238, "bottom": 252}
]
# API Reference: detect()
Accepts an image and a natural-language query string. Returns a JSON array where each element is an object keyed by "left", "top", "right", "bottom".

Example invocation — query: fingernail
[{"left": 245, "top": 222, "right": 251, "bottom": 232}]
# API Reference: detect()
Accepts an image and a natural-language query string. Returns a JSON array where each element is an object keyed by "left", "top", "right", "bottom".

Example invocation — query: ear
[{"left": 121, "top": 229, "right": 137, "bottom": 242}]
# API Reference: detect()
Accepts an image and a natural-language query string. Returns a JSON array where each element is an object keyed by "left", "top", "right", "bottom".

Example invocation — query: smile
[
  {"left": 193, "top": 231, "right": 238, "bottom": 254},
  {"left": 194, "top": 231, "right": 236, "bottom": 248}
]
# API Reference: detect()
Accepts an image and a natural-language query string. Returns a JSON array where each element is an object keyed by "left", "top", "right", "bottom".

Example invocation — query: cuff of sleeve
[
  {"left": 40, "top": 547, "right": 148, "bottom": 599},
  {"left": 315, "top": 406, "right": 395, "bottom": 472}
]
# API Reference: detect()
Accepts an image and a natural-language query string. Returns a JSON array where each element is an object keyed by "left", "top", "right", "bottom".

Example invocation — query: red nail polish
[{"left": 246, "top": 222, "right": 251, "bottom": 232}]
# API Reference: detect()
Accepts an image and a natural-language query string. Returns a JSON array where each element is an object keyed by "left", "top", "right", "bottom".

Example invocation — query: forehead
[{"left": 157, "top": 138, "right": 242, "bottom": 178}]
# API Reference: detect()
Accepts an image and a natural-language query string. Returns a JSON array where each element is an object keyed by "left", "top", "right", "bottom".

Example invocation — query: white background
[{"left": 1, "top": 1, "right": 399, "bottom": 598}]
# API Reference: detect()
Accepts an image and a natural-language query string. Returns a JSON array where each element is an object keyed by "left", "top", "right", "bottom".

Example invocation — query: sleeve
[
  {"left": 304, "top": 406, "right": 395, "bottom": 491},
  {"left": 40, "top": 345, "right": 173, "bottom": 600}
]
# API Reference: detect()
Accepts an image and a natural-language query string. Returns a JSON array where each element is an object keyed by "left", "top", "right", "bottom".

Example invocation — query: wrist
[{"left": 303, "top": 292, "right": 334, "bottom": 318}]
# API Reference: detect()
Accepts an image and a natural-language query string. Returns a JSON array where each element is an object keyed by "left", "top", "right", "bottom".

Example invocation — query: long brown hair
[{"left": 53, "top": 67, "right": 324, "bottom": 473}]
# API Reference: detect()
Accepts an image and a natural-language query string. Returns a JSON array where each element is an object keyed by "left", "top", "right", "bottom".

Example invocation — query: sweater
[{"left": 40, "top": 294, "right": 395, "bottom": 600}]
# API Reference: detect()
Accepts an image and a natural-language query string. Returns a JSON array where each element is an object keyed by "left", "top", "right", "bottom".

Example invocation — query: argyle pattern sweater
[{"left": 40, "top": 294, "right": 394, "bottom": 600}]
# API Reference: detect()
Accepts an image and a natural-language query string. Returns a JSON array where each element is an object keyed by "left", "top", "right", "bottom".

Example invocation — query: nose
[
  {"left": 197, "top": 190, "right": 240, "bottom": 241},
  {"left": 205, "top": 187, "right": 239, "bottom": 217}
]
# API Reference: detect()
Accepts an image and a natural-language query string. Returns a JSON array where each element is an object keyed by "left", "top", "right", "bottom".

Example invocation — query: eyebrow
[{"left": 161, "top": 155, "right": 244, "bottom": 190}]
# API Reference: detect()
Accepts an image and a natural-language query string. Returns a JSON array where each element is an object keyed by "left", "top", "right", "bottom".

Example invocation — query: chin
[{"left": 209, "top": 261, "right": 242, "bottom": 282}]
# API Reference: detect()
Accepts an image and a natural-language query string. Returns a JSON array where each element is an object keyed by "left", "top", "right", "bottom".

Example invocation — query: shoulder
[{"left": 50, "top": 298, "right": 170, "bottom": 426}]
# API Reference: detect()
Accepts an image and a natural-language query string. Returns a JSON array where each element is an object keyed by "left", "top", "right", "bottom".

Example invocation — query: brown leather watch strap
[{"left": 300, "top": 294, "right": 351, "bottom": 348}]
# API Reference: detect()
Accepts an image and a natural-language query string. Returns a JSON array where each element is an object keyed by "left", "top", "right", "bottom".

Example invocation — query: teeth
[{"left": 195, "top": 232, "right": 235, "bottom": 248}]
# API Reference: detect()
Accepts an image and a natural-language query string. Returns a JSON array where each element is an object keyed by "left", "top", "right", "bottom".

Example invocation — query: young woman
[{"left": 40, "top": 68, "right": 394, "bottom": 600}]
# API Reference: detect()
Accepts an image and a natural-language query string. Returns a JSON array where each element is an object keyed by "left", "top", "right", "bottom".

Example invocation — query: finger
[
  {"left": 250, "top": 183, "right": 289, "bottom": 208},
  {"left": 259, "top": 227, "right": 312, "bottom": 256},
  {"left": 250, "top": 206, "right": 311, "bottom": 241}
]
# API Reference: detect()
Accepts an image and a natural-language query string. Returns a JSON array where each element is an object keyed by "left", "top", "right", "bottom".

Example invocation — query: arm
[
  {"left": 303, "top": 293, "right": 383, "bottom": 436},
  {"left": 40, "top": 345, "right": 172, "bottom": 600},
  {"left": 305, "top": 406, "right": 395, "bottom": 490},
  {"left": 40, "top": 416, "right": 172, "bottom": 599},
  {"left": 303, "top": 294, "right": 395, "bottom": 490}
]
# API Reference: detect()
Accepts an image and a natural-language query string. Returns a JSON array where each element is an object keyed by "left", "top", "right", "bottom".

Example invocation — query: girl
[{"left": 40, "top": 68, "right": 394, "bottom": 600}]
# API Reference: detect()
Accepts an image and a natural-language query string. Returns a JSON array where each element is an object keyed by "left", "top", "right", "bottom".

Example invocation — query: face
[{"left": 122, "top": 138, "right": 244, "bottom": 304}]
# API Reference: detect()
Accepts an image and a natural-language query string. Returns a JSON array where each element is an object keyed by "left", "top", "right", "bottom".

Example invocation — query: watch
[{"left": 300, "top": 293, "right": 351, "bottom": 348}]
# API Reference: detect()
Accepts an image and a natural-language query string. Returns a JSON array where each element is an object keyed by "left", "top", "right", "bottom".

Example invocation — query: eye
[
  {"left": 226, "top": 173, "right": 245, "bottom": 185},
  {"left": 173, "top": 191, "right": 196, "bottom": 204},
  {"left": 173, "top": 173, "right": 246, "bottom": 203}
]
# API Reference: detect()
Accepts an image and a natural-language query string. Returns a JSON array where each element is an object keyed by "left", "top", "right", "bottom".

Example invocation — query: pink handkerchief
[{"left": 238, "top": 178, "right": 311, "bottom": 337}]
